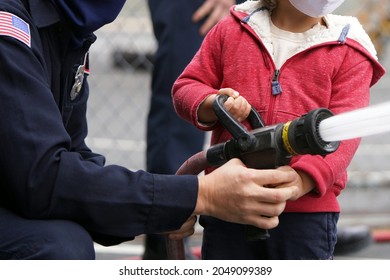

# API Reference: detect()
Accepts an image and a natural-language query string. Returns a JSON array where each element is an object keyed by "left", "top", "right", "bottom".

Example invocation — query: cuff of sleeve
[
  {"left": 147, "top": 174, "right": 198, "bottom": 233},
  {"left": 290, "top": 155, "right": 335, "bottom": 197}
]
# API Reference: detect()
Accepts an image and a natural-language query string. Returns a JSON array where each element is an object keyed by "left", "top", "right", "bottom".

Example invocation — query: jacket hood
[
  {"left": 50, "top": 0, "right": 126, "bottom": 35},
  {"left": 232, "top": 0, "right": 386, "bottom": 85}
]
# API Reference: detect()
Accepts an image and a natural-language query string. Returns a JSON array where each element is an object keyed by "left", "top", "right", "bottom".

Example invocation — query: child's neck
[{"left": 271, "top": 1, "right": 325, "bottom": 33}]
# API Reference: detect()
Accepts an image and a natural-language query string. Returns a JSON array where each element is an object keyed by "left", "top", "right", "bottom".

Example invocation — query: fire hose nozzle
[
  {"left": 208, "top": 95, "right": 340, "bottom": 168},
  {"left": 281, "top": 108, "right": 340, "bottom": 156},
  {"left": 207, "top": 95, "right": 340, "bottom": 240}
]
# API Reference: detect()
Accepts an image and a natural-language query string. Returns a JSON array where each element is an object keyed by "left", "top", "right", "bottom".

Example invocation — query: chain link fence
[
  {"left": 85, "top": 1, "right": 390, "bottom": 172},
  {"left": 86, "top": 1, "right": 156, "bottom": 171}
]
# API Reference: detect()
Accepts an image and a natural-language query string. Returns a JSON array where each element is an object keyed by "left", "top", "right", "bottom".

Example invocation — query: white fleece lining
[{"left": 234, "top": 0, "right": 378, "bottom": 60}]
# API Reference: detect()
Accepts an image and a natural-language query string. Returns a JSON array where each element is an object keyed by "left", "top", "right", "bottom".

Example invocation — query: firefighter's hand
[
  {"left": 192, "top": 0, "right": 235, "bottom": 36},
  {"left": 165, "top": 216, "right": 197, "bottom": 240},
  {"left": 273, "top": 166, "right": 317, "bottom": 200},
  {"left": 195, "top": 158, "right": 300, "bottom": 229}
]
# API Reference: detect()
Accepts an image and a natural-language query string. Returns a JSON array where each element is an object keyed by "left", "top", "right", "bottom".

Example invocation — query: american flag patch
[{"left": 0, "top": 11, "right": 31, "bottom": 48}]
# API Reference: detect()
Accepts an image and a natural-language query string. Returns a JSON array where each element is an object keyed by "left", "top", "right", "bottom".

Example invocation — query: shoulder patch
[{"left": 0, "top": 11, "right": 31, "bottom": 48}]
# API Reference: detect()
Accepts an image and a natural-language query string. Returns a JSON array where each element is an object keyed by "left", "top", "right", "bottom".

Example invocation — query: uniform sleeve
[{"left": 0, "top": 4, "right": 198, "bottom": 242}]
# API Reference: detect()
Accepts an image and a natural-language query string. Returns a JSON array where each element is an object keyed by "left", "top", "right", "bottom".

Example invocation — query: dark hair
[{"left": 263, "top": 0, "right": 277, "bottom": 9}]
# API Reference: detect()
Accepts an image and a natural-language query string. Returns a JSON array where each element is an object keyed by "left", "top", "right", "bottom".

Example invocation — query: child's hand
[
  {"left": 197, "top": 88, "right": 251, "bottom": 124},
  {"left": 218, "top": 88, "right": 251, "bottom": 122}
]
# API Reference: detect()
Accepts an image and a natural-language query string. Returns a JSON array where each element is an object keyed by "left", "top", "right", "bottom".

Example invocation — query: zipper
[
  {"left": 265, "top": 69, "right": 281, "bottom": 124},
  {"left": 271, "top": 69, "right": 282, "bottom": 95}
]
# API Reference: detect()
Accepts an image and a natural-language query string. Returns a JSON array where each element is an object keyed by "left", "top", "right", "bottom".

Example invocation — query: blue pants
[
  {"left": 0, "top": 208, "right": 95, "bottom": 259},
  {"left": 144, "top": 0, "right": 207, "bottom": 259},
  {"left": 146, "top": 0, "right": 206, "bottom": 174},
  {"left": 200, "top": 212, "right": 339, "bottom": 260}
]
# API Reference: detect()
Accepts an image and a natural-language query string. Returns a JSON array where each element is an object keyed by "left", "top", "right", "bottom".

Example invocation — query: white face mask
[{"left": 288, "top": 0, "right": 345, "bottom": 17}]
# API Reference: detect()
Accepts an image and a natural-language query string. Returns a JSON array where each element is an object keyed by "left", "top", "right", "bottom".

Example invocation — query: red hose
[
  {"left": 373, "top": 229, "right": 390, "bottom": 243},
  {"left": 165, "top": 150, "right": 210, "bottom": 260},
  {"left": 176, "top": 150, "right": 209, "bottom": 176}
]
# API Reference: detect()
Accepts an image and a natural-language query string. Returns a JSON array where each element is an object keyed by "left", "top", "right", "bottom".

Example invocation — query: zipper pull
[{"left": 271, "top": 69, "right": 282, "bottom": 95}]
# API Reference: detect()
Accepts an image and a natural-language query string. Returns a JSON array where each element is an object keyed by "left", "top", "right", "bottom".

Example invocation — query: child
[{"left": 172, "top": 0, "right": 386, "bottom": 259}]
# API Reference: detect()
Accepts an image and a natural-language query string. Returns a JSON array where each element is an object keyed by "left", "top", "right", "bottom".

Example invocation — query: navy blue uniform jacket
[{"left": 0, "top": 0, "right": 198, "bottom": 245}]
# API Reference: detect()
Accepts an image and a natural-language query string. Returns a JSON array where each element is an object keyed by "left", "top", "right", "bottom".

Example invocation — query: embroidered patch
[{"left": 0, "top": 11, "right": 31, "bottom": 47}]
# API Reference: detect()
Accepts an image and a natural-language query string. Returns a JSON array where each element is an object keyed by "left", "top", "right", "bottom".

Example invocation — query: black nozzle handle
[
  {"left": 213, "top": 95, "right": 265, "bottom": 151},
  {"left": 213, "top": 94, "right": 265, "bottom": 130}
]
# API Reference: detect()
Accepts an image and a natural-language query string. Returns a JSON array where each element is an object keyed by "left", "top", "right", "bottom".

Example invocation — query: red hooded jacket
[{"left": 172, "top": 2, "right": 386, "bottom": 212}]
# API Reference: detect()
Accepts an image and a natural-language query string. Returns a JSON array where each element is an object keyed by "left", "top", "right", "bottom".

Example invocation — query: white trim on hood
[{"left": 234, "top": 0, "right": 379, "bottom": 60}]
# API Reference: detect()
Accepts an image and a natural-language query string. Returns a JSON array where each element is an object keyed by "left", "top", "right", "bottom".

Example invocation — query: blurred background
[{"left": 84, "top": 0, "right": 390, "bottom": 259}]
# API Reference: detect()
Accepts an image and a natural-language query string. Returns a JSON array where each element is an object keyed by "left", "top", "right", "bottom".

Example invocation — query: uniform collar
[{"left": 29, "top": 0, "right": 60, "bottom": 28}]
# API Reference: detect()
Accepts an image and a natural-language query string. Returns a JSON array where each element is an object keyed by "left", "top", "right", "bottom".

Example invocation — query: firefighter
[{"left": 0, "top": 0, "right": 300, "bottom": 259}]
